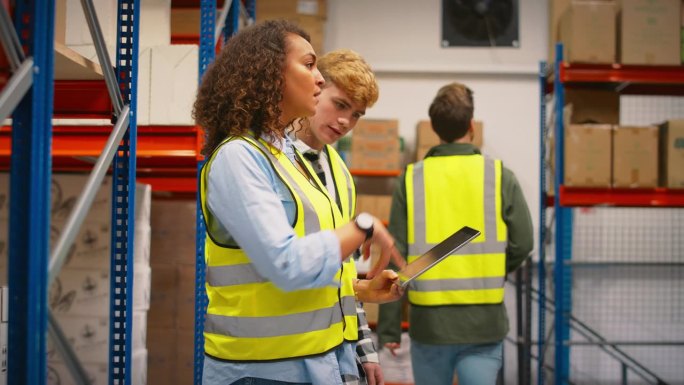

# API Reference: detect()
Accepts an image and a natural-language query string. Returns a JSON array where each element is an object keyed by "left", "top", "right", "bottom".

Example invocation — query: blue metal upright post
[
  {"left": 553, "top": 43, "right": 573, "bottom": 385},
  {"left": 194, "top": 2, "right": 216, "bottom": 383},
  {"left": 7, "top": 1, "right": 54, "bottom": 384},
  {"left": 108, "top": 0, "right": 140, "bottom": 384},
  {"left": 537, "top": 61, "right": 548, "bottom": 385}
]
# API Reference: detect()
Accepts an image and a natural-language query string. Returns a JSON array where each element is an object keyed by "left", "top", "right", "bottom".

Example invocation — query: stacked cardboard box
[
  {"left": 148, "top": 200, "right": 198, "bottom": 384},
  {"left": 415, "top": 120, "right": 483, "bottom": 161},
  {"left": 256, "top": 0, "right": 327, "bottom": 54},
  {"left": 0, "top": 174, "right": 151, "bottom": 385},
  {"left": 559, "top": 1, "right": 617, "bottom": 64},
  {"left": 350, "top": 119, "right": 402, "bottom": 171},
  {"left": 659, "top": 120, "right": 684, "bottom": 188},
  {"left": 550, "top": 0, "right": 682, "bottom": 65},
  {"left": 613, "top": 126, "right": 659, "bottom": 188}
]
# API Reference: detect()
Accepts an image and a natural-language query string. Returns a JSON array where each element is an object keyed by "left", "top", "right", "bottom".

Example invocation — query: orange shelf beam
[
  {"left": 1, "top": 125, "right": 204, "bottom": 193},
  {"left": 350, "top": 169, "right": 402, "bottom": 177}
]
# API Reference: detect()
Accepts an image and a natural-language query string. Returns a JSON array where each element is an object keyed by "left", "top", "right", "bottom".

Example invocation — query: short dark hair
[
  {"left": 193, "top": 20, "right": 310, "bottom": 156},
  {"left": 428, "top": 82, "right": 474, "bottom": 143}
]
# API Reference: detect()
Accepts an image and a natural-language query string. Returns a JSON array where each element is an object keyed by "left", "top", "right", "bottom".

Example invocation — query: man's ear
[{"left": 467, "top": 120, "right": 475, "bottom": 140}]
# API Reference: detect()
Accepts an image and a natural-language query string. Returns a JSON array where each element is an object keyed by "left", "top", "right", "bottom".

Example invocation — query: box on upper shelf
[
  {"left": 619, "top": 0, "right": 681, "bottom": 65},
  {"left": 559, "top": 1, "right": 617, "bottom": 64},
  {"left": 256, "top": 0, "right": 327, "bottom": 54}
]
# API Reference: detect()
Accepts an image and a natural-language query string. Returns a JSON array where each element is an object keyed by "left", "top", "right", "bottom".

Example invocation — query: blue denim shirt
[{"left": 202, "top": 135, "right": 358, "bottom": 385}]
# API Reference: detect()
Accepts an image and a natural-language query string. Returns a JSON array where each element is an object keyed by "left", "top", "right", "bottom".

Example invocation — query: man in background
[{"left": 377, "top": 82, "right": 533, "bottom": 385}]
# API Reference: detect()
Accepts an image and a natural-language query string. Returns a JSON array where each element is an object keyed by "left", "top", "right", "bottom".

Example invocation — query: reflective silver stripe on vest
[
  {"left": 409, "top": 157, "right": 506, "bottom": 256},
  {"left": 205, "top": 295, "right": 357, "bottom": 338},
  {"left": 206, "top": 262, "right": 343, "bottom": 288},
  {"left": 206, "top": 263, "right": 267, "bottom": 286},
  {"left": 250, "top": 138, "right": 322, "bottom": 235},
  {"left": 411, "top": 276, "right": 505, "bottom": 292}
]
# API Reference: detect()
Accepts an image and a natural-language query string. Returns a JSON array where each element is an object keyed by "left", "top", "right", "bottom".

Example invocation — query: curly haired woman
[{"left": 194, "top": 19, "right": 404, "bottom": 385}]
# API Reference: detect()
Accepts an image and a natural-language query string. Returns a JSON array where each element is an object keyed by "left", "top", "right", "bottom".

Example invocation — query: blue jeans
[
  {"left": 230, "top": 379, "right": 311, "bottom": 385},
  {"left": 410, "top": 339, "right": 503, "bottom": 385}
]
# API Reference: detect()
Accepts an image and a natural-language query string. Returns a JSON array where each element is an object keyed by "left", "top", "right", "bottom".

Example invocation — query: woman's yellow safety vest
[
  {"left": 200, "top": 135, "right": 358, "bottom": 361},
  {"left": 405, "top": 155, "right": 507, "bottom": 306}
]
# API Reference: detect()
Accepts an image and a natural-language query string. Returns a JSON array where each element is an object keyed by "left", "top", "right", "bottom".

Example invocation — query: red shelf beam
[
  {"left": 559, "top": 62, "right": 684, "bottom": 85},
  {"left": 552, "top": 186, "right": 684, "bottom": 207}
]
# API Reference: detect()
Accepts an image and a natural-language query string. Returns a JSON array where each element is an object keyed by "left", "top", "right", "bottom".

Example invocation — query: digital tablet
[{"left": 398, "top": 226, "right": 481, "bottom": 289}]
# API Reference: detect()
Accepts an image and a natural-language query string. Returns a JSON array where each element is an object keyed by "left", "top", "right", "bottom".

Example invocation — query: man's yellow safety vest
[{"left": 405, "top": 154, "right": 507, "bottom": 306}]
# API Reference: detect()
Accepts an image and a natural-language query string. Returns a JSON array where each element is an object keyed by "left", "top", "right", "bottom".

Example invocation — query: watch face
[{"left": 356, "top": 212, "right": 374, "bottom": 230}]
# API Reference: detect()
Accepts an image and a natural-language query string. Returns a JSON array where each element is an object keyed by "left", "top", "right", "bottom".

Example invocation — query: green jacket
[{"left": 377, "top": 142, "right": 534, "bottom": 345}]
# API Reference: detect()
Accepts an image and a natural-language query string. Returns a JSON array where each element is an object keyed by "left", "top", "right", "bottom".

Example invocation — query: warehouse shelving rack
[
  {"left": 0, "top": 0, "right": 141, "bottom": 383},
  {"left": 539, "top": 44, "right": 684, "bottom": 385}
]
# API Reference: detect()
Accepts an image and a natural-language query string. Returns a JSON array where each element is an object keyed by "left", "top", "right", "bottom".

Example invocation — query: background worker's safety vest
[
  {"left": 200, "top": 135, "right": 358, "bottom": 361},
  {"left": 405, "top": 155, "right": 507, "bottom": 306}
]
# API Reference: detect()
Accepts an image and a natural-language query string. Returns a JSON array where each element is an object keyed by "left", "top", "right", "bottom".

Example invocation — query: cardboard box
[
  {"left": 148, "top": 264, "right": 179, "bottom": 329},
  {"left": 355, "top": 119, "right": 399, "bottom": 138},
  {"left": 565, "top": 89, "right": 620, "bottom": 124},
  {"left": 256, "top": 0, "right": 327, "bottom": 53},
  {"left": 256, "top": 0, "right": 327, "bottom": 20},
  {"left": 351, "top": 120, "right": 402, "bottom": 171},
  {"left": 149, "top": 45, "right": 198, "bottom": 125},
  {"left": 356, "top": 194, "right": 392, "bottom": 223},
  {"left": 659, "top": 120, "right": 684, "bottom": 188},
  {"left": 176, "top": 264, "right": 197, "bottom": 331},
  {"left": 150, "top": 200, "right": 197, "bottom": 265},
  {"left": 564, "top": 124, "right": 612, "bottom": 187},
  {"left": 612, "top": 126, "right": 658, "bottom": 187},
  {"left": 415, "top": 120, "right": 483, "bottom": 161},
  {"left": 560, "top": 1, "right": 617, "bottom": 63},
  {"left": 620, "top": 0, "right": 681, "bottom": 65}
]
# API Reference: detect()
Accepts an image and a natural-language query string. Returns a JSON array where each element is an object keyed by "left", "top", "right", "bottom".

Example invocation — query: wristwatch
[{"left": 354, "top": 212, "right": 374, "bottom": 241}]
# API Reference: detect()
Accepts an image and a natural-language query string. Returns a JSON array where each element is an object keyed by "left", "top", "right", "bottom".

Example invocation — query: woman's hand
[{"left": 354, "top": 270, "right": 404, "bottom": 304}]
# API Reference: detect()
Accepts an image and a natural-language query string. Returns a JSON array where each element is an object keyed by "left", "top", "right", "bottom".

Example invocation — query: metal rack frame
[
  {"left": 1, "top": 0, "right": 140, "bottom": 383},
  {"left": 539, "top": 43, "right": 684, "bottom": 385}
]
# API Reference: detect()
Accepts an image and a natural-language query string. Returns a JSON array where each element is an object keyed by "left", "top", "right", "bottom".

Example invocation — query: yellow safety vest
[
  {"left": 405, "top": 155, "right": 507, "bottom": 306},
  {"left": 323, "top": 144, "right": 356, "bottom": 221},
  {"left": 200, "top": 135, "right": 358, "bottom": 361}
]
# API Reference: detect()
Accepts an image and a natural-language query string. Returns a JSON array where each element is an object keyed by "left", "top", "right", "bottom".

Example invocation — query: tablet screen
[{"left": 398, "top": 226, "right": 481, "bottom": 288}]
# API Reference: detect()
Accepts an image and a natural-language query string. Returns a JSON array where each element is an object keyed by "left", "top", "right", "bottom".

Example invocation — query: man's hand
[
  {"left": 362, "top": 362, "right": 384, "bottom": 385},
  {"left": 383, "top": 342, "right": 401, "bottom": 357},
  {"left": 355, "top": 270, "right": 404, "bottom": 304},
  {"left": 364, "top": 217, "right": 406, "bottom": 279}
]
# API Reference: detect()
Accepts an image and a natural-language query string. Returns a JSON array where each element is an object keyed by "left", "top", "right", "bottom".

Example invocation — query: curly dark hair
[
  {"left": 193, "top": 20, "right": 310, "bottom": 156},
  {"left": 428, "top": 82, "right": 474, "bottom": 143}
]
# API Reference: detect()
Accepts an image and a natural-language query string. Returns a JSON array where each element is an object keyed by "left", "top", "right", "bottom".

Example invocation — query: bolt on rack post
[{"left": 539, "top": 43, "right": 684, "bottom": 385}]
